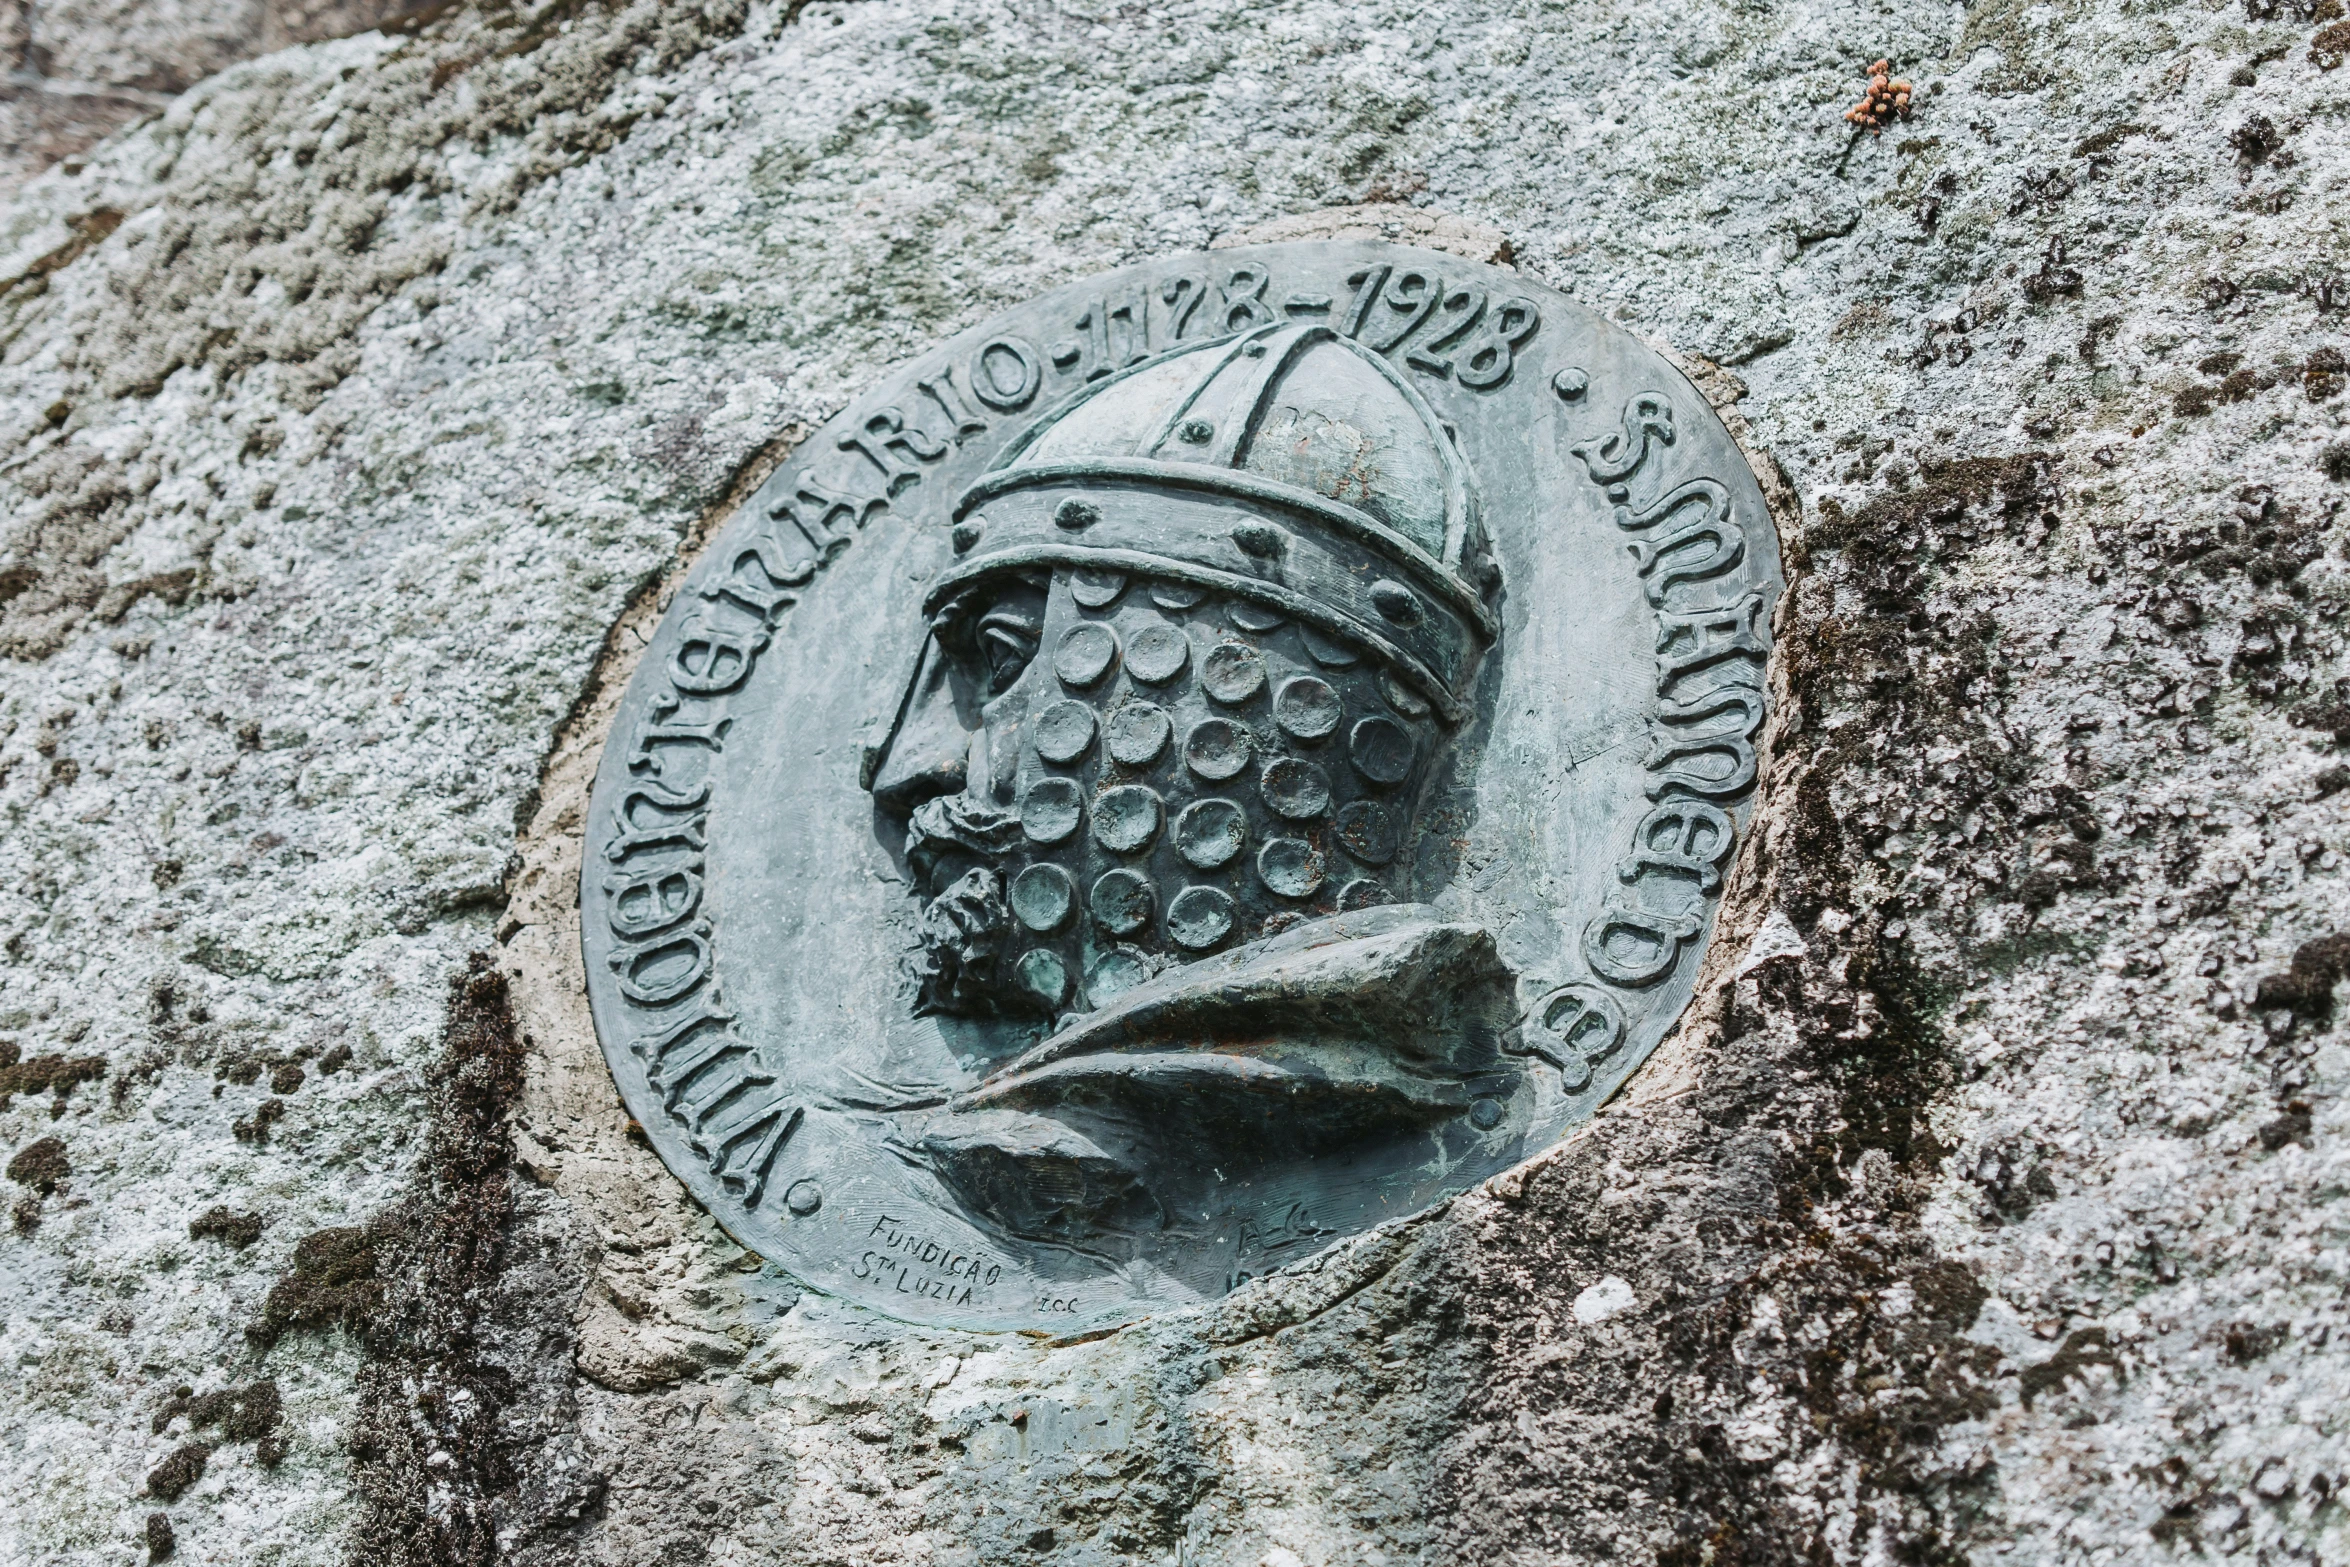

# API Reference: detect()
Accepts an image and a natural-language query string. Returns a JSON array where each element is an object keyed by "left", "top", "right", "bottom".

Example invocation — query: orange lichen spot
[{"left": 1844, "top": 59, "right": 1914, "bottom": 135}]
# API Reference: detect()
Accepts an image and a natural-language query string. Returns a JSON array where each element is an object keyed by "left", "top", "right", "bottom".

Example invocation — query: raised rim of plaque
[{"left": 579, "top": 238, "right": 1783, "bottom": 1332}]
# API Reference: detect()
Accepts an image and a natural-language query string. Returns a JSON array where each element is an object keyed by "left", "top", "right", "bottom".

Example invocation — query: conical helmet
[{"left": 935, "top": 321, "right": 1499, "bottom": 721}]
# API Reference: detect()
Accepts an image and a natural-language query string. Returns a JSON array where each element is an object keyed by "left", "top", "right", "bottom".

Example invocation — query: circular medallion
[
  {"left": 1173, "top": 798, "right": 1248, "bottom": 870},
  {"left": 1008, "top": 863, "right": 1075, "bottom": 932},
  {"left": 1125, "top": 625, "right": 1191, "bottom": 686},
  {"left": 1033, "top": 699, "right": 1097, "bottom": 765},
  {"left": 1259, "top": 756, "right": 1332, "bottom": 820},
  {"left": 1018, "top": 778, "right": 1083, "bottom": 844},
  {"left": 1165, "top": 885, "right": 1236, "bottom": 950},
  {"left": 1091, "top": 784, "right": 1163, "bottom": 854},
  {"left": 1182, "top": 717, "right": 1254, "bottom": 781},
  {"left": 1089, "top": 868, "right": 1155, "bottom": 936},
  {"left": 1348, "top": 716, "right": 1416, "bottom": 786},
  {"left": 1333, "top": 799, "right": 1400, "bottom": 866},
  {"left": 1273, "top": 675, "right": 1344, "bottom": 741},
  {"left": 1054, "top": 623, "right": 1120, "bottom": 687},
  {"left": 1256, "top": 838, "right": 1326, "bottom": 899},
  {"left": 1199, "top": 641, "right": 1267, "bottom": 704},
  {"left": 1069, "top": 568, "right": 1128, "bottom": 609},
  {"left": 1102, "top": 701, "right": 1173, "bottom": 766},
  {"left": 583, "top": 240, "right": 1781, "bottom": 1331}
]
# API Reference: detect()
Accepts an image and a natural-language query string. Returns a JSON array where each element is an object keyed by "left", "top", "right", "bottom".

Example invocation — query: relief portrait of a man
[{"left": 861, "top": 321, "right": 1529, "bottom": 1252}]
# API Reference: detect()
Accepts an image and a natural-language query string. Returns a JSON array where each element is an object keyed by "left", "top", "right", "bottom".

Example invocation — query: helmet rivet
[
  {"left": 1231, "top": 523, "right": 1283, "bottom": 559},
  {"left": 1370, "top": 580, "right": 1423, "bottom": 626},
  {"left": 1053, "top": 498, "right": 1100, "bottom": 531},
  {"left": 1552, "top": 367, "right": 1590, "bottom": 402},
  {"left": 951, "top": 520, "right": 984, "bottom": 553},
  {"left": 1177, "top": 418, "right": 1214, "bottom": 445}
]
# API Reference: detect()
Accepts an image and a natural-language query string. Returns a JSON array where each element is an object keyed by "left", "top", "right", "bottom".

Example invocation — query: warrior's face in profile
[
  {"left": 871, "top": 559, "right": 1453, "bottom": 1021},
  {"left": 860, "top": 321, "right": 1516, "bottom": 1246}
]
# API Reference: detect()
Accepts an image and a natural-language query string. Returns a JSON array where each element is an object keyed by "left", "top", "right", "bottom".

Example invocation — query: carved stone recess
[{"left": 581, "top": 239, "right": 1783, "bottom": 1330}]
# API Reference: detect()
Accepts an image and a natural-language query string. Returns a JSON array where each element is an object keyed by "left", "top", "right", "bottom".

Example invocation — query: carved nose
[
  {"left": 870, "top": 736, "right": 969, "bottom": 814},
  {"left": 868, "top": 637, "right": 976, "bottom": 813},
  {"left": 869, "top": 706, "right": 973, "bottom": 813}
]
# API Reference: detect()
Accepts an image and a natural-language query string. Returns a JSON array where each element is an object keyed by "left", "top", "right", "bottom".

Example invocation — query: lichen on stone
[{"left": 1, "top": 0, "right": 2347, "bottom": 1560}]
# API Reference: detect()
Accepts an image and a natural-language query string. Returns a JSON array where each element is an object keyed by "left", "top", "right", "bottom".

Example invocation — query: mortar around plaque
[{"left": 581, "top": 240, "right": 1781, "bottom": 1330}]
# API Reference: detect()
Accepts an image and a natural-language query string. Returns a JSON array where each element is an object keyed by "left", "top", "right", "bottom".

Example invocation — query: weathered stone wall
[
  {"left": 0, "top": 1, "right": 435, "bottom": 198},
  {"left": 1, "top": 1, "right": 2345, "bottom": 1563}
]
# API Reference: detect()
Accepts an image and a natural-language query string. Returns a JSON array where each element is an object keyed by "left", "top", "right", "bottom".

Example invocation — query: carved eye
[{"left": 976, "top": 607, "right": 1041, "bottom": 694}]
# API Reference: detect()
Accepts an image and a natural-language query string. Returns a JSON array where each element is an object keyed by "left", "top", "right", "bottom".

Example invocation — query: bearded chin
[
  {"left": 904, "top": 795, "right": 1038, "bottom": 1018},
  {"left": 912, "top": 866, "right": 1019, "bottom": 1016}
]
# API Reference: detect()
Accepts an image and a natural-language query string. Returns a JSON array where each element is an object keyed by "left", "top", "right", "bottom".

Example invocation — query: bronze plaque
[{"left": 582, "top": 241, "right": 1780, "bottom": 1329}]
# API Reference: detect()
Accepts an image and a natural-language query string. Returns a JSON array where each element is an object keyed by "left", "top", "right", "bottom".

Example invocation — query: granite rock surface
[
  {"left": 0, "top": 0, "right": 2346, "bottom": 1563},
  {"left": 0, "top": 1, "right": 437, "bottom": 199}
]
